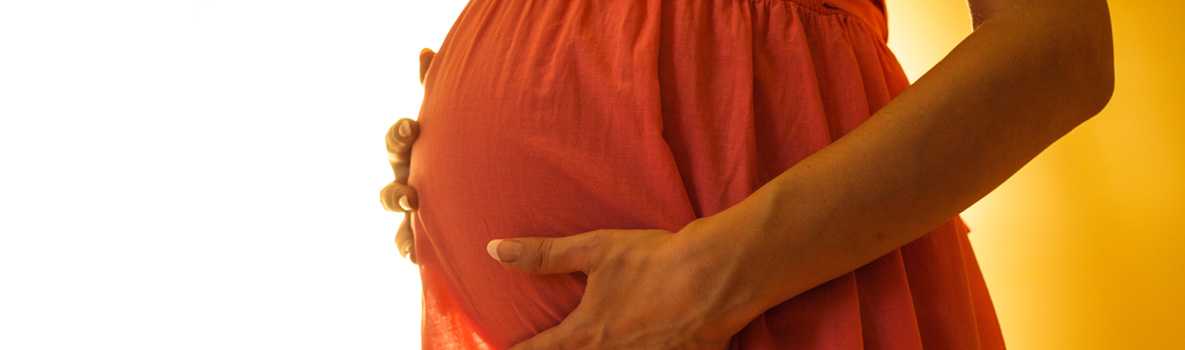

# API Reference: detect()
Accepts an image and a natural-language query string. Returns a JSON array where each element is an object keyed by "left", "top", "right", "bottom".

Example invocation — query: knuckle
[
  {"left": 583, "top": 233, "right": 609, "bottom": 268},
  {"left": 581, "top": 231, "right": 605, "bottom": 253},
  {"left": 395, "top": 119, "right": 420, "bottom": 142},
  {"left": 386, "top": 119, "right": 419, "bottom": 156},
  {"left": 380, "top": 183, "right": 419, "bottom": 212},
  {"left": 535, "top": 239, "right": 553, "bottom": 272}
]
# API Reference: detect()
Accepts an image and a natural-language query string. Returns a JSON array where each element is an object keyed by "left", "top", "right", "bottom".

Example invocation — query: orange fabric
[{"left": 408, "top": 0, "right": 1005, "bottom": 348}]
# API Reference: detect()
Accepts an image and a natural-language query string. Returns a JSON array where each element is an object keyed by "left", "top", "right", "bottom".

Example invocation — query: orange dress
[{"left": 408, "top": 0, "right": 1005, "bottom": 348}]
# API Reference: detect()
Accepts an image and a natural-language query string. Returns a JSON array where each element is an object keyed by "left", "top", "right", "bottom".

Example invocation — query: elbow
[
  {"left": 1087, "top": 51, "right": 1116, "bottom": 117},
  {"left": 1085, "top": 63, "right": 1115, "bottom": 119},
  {"left": 1049, "top": 0, "right": 1116, "bottom": 119},
  {"left": 1074, "top": 27, "right": 1115, "bottom": 119},
  {"left": 1072, "top": 50, "right": 1114, "bottom": 120}
]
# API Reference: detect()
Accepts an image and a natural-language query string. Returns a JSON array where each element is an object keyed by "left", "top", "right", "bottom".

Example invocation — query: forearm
[{"left": 691, "top": 2, "right": 1113, "bottom": 322}]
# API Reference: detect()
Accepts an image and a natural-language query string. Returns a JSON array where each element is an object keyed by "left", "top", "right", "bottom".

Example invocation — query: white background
[{"left": 0, "top": 1, "right": 469, "bottom": 348}]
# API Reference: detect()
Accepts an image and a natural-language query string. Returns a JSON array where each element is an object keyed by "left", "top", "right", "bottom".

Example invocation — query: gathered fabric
[{"left": 407, "top": 0, "right": 1005, "bottom": 348}]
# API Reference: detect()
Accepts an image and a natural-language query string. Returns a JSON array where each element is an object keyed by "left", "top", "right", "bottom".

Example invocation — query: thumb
[{"left": 486, "top": 231, "right": 604, "bottom": 274}]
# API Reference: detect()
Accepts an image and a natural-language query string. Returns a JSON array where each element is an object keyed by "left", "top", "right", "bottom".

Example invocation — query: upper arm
[
  {"left": 964, "top": 0, "right": 1115, "bottom": 113},
  {"left": 967, "top": 0, "right": 1109, "bottom": 28}
]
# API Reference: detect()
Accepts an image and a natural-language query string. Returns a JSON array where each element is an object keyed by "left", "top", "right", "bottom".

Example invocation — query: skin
[{"left": 383, "top": 0, "right": 1115, "bottom": 348}]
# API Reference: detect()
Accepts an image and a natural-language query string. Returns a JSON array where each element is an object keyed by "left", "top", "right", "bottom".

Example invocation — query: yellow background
[{"left": 887, "top": 1, "right": 1185, "bottom": 348}]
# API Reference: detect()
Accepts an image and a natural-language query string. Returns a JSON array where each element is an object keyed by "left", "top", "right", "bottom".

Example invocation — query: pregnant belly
[{"left": 406, "top": 2, "right": 697, "bottom": 345}]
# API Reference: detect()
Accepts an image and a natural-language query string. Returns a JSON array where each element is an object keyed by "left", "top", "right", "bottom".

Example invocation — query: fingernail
[
  {"left": 486, "top": 239, "right": 522, "bottom": 262},
  {"left": 486, "top": 240, "right": 501, "bottom": 261}
]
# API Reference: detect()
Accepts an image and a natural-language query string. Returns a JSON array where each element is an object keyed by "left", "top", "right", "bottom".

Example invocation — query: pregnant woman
[{"left": 382, "top": 0, "right": 1113, "bottom": 348}]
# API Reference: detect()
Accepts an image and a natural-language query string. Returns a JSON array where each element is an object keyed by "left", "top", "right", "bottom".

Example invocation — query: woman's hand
[
  {"left": 487, "top": 212, "right": 766, "bottom": 349},
  {"left": 380, "top": 48, "right": 436, "bottom": 262},
  {"left": 381, "top": 117, "right": 420, "bottom": 261}
]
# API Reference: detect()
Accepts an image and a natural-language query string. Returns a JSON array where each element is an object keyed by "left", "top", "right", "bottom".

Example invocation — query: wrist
[
  {"left": 669, "top": 217, "right": 761, "bottom": 340},
  {"left": 670, "top": 189, "right": 799, "bottom": 338},
  {"left": 684, "top": 177, "right": 826, "bottom": 328}
]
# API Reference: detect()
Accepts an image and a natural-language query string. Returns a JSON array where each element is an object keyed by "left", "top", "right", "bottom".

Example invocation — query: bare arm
[{"left": 693, "top": 0, "right": 1115, "bottom": 325}]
